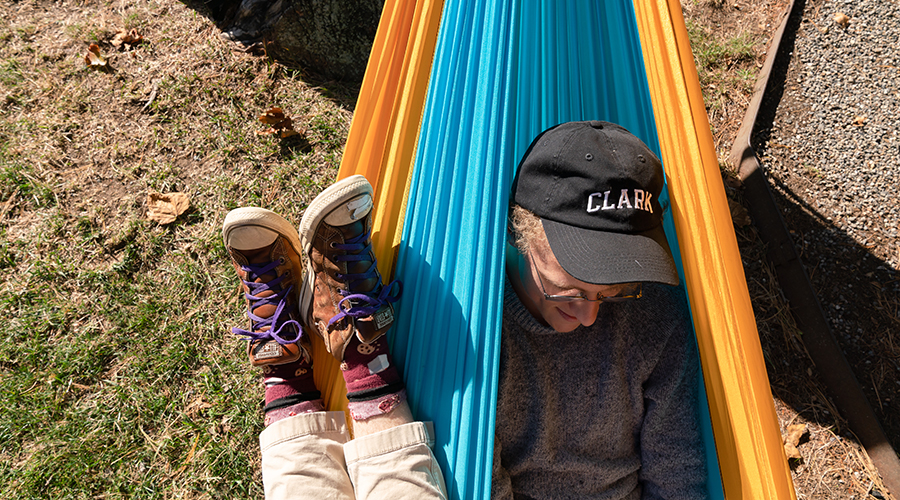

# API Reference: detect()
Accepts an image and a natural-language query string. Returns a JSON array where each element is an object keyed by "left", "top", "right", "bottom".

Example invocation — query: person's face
[{"left": 521, "top": 243, "right": 638, "bottom": 333}]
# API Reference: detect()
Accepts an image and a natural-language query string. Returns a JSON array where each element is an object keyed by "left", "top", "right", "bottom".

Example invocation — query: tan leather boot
[
  {"left": 298, "top": 175, "right": 400, "bottom": 362},
  {"left": 223, "top": 207, "right": 310, "bottom": 366}
]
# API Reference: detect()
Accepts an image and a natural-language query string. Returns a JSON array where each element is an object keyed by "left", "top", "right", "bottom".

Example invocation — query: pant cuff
[
  {"left": 343, "top": 421, "right": 435, "bottom": 465},
  {"left": 259, "top": 410, "right": 350, "bottom": 453}
]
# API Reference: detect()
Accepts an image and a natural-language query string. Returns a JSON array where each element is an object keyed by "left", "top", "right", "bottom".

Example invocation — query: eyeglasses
[{"left": 528, "top": 248, "right": 642, "bottom": 303}]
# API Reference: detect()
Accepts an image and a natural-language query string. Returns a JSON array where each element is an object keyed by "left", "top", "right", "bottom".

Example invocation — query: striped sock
[
  {"left": 261, "top": 357, "right": 323, "bottom": 426},
  {"left": 341, "top": 335, "right": 406, "bottom": 421}
]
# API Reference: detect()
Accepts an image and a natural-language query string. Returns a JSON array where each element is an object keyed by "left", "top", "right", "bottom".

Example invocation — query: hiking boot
[
  {"left": 298, "top": 175, "right": 401, "bottom": 362},
  {"left": 223, "top": 207, "right": 310, "bottom": 366}
]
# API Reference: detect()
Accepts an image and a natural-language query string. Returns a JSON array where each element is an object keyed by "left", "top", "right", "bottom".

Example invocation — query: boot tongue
[
  {"left": 339, "top": 221, "right": 380, "bottom": 293},
  {"left": 242, "top": 243, "right": 282, "bottom": 327},
  {"left": 242, "top": 245, "right": 276, "bottom": 265}
]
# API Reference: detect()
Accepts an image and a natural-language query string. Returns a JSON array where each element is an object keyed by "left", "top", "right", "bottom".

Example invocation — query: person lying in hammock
[
  {"left": 222, "top": 174, "right": 447, "bottom": 499},
  {"left": 222, "top": 120, "right": 704, "bottom": 499},
  {"left": 493, "top": 121, "right": 708, "bottom": 499}
]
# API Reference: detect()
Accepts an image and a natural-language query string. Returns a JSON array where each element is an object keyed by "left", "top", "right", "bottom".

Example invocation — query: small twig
[
  {"left": 138, "top": 424, "right": 164, "bottom": 461},
  {"left": 870, "top": 372, "right": 883, "bottom": 412},
  {"left": 243, "top": 41, "right": 265, "bottom": 54},
  {"left": 809, "top": 19, "right": 827, "bottom": 34},
  {"left": 785, "top": 411, "right": 803, "bottom": 428},
  {"left": 142, "top": 80, "right": 159, "bottom": 112},
  {"left": 0, "top": 187, "right": 20, "bottom": 222},
  {"left": 170, "top": 433, "right": 200, "bottom": 477},
  {"left": 812, "top": 1, "right": 823, "bottom": 24}
]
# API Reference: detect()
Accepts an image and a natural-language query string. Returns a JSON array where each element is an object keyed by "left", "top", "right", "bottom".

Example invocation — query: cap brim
[{"left": 542, "top": 219, "right": 679, "bottom": 286}]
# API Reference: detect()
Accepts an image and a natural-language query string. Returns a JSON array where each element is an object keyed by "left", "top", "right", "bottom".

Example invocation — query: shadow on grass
[
  {"left": 743, "top": 170, "right": 900, "bottom": 450},
  {"left": 279, "top": 134, "right": 313, "bottom": 157},
  {"left": 177, "top": 0, "right": 364, "bottom": 112}
]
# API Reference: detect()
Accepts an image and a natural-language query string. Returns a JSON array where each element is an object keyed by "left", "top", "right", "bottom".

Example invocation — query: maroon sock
[
  {"left": 262, "top": 357, "right": 323, "bottom": 426},
  {"left": 341, "top": 335, "right": 406, "bottom": 421}
]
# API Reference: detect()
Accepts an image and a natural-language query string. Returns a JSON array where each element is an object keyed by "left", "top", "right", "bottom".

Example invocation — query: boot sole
[{"left": 297, "top": 174, "right": 373, "bottom": 334}]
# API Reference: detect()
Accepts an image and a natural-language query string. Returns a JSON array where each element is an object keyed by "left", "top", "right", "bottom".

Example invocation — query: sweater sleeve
[{"left": 637, "top": 290, "right": 708, "bottom": 500}]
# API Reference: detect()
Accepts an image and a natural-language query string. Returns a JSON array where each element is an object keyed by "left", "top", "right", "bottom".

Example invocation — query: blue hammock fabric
[{"left": 389, "top": 1, "right": 723, "bottom": 498}]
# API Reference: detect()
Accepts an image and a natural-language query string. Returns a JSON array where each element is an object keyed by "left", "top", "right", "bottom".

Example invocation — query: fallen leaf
[
  {"left": 84, "top": 43, "right": 107, "bottom": 67},
  {"left": 834, "top": 12, "right": 850, "bottom": 28},
  {"left": 852, "top": 115, "right": 867, "bottom": 126},
  {"left": 279, "top": 121, "right": 300, "bottom": 138},
  {"left": 257, "top": 107, "right": 303, "bottom": 138},
  {"left": 258, "top": 107, "right": 286, "bottom": 125},
  {"left": 111, "top": 28, "right": 144, "bottom": 48},
  {"left": 186, "top": 396, "right": 214, "bottom": 416},
  {"left": 275, "top": 117, "right": 299, "bottom": 138},
  {"left": 728, "top": 198, "right": 751, "bottom": 227},
  {"left": 146, "top": 192, "right": 190, "bottom": 224},
  {"left": 783, "top": 423, "right": 807, "bottom": 459}
]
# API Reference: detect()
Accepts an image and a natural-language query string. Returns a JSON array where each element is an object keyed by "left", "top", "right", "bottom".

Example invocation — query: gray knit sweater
[{"left": 491, "top": 280, "right": 708, "bottom": 500}]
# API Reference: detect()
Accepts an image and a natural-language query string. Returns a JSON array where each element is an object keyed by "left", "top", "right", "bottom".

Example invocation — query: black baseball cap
[{"left": 510, "top": 120, "right": 679, "bottom": 286}]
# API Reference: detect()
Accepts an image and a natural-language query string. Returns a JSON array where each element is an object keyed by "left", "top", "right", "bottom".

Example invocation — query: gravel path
[
  {"left": 753, "top": 0, "right": 900, "bottom": 487},
  {"left": 762, "top": 0, "right": 900, "bottom": 260}
]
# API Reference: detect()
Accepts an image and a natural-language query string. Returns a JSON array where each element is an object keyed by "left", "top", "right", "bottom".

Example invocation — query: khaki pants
[{"left": 260, "top": 411, "right": 448, "bottom": 499}]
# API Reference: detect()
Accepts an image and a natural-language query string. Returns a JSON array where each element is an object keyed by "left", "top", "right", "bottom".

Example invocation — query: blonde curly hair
[{"left": 508, "top": 204, "right": 550, "bottom": 255}]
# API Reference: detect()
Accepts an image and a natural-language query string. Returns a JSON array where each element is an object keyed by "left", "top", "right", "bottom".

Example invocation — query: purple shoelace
[
  {"left": 328, "top": 229, "right": 402, "bottom": 327},
  {"left": 232, "top": 259, "right": 302, "bottom": 345}
]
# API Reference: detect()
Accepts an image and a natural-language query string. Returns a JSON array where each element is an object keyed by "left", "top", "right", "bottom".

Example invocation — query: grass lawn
[{"left": 0, "top": 1, "right": 356, "bottom": 497}]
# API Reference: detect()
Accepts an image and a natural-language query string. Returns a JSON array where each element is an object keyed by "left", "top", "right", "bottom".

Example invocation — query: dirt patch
[{"left": 681, "top": 0, "right": 791, "bottom": 153}]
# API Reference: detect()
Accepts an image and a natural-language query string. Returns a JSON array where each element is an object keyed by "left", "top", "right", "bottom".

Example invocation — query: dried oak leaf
[
  {"left": 783, "top": 423, "right": 807, "bottom": 460},
  {"left": 275, "top": 117, "right": 300, "bottom": 138},
  {"left": 258, "top": 107, "right": 286, "bottom": 124},
  {"left": 728, "top": 198, "right": 751, "bottom": 227},
  {"left": 257, "top": 107, "right": 302, "bottom": 138},
  {"left": 112, "top": 28, "right": 144, "bottom": 48},
  {"left": 84, "top": 43, "right": 107, "bottom": 67},
  {"left": 146, "top": 192, "right": 190, "bottom": 224},
  {"left": 834, "top": 13, "right": 850, "bottom": 28}
]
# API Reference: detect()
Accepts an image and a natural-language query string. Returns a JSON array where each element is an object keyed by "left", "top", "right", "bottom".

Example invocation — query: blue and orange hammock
[{"left": 308, "top": 1, "right": 796, "bottom": 498}]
